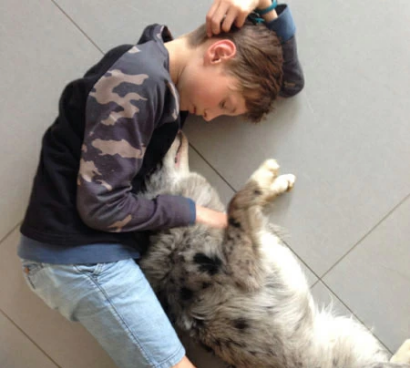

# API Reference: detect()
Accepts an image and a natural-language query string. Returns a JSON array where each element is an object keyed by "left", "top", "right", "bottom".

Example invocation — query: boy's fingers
[
  {"left": 221, "top": 8, "right": 238, "bottom": 32},
  {"left": 209, "top": 2, "right": 230, "bottom": 35},
  {"left": 234, "top": 11, "right": 248, "bottom": 28},
  {"left": 206, "top": 1, "right": 219, "bottom": 37}
]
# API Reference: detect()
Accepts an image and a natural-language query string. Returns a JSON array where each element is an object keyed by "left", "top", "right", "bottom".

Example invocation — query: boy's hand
[
  {"left": 206, "top": 0, "right": 259, "bottom": 37},
  {"left": 195, "top": 205, "right": 228, "bottom": 229}
]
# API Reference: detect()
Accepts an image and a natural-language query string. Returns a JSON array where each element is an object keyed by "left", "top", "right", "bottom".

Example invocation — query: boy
[{"left": 18, "top": 0, "right": 303, "bottom": 367}]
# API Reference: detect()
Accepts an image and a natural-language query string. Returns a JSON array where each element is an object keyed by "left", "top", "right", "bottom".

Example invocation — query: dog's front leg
[{"left": 223, "top": 159, "right": 295, "bottom": 291}]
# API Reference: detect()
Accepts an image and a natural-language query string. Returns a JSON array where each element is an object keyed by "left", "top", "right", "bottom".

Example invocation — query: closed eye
[{"left": 220, "top": 100, "right": 237, "bottom": 115}]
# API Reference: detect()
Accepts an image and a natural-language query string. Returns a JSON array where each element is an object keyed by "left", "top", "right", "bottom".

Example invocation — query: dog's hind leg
[{"left": 222, "top": 159, "right": 296, "bottom": 291}]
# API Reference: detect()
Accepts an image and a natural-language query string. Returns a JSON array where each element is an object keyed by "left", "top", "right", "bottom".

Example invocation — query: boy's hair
[{"left": 186, "top": 20, "right": 283, "bottom": 123}]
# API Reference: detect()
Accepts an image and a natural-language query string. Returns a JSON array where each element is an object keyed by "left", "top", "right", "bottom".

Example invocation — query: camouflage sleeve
[
  {"left": 266, "top": 4, "right": 305, "bottom": 97},
  {"left": 76, "top": 57, "right": 195, "bottom": 233}
]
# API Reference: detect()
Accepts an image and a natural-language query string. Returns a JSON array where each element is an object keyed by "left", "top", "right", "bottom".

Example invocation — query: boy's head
[{"left": 175, "top": 21, "right": 283, "bottom": 123}]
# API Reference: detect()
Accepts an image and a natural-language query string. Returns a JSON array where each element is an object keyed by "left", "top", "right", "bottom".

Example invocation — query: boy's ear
[{"left": 206, "top": 40, "right": 236, "bottom": 64}]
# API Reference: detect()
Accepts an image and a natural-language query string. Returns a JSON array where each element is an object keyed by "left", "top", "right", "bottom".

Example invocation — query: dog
[{"left": 139, "top": 132, "right": 410, "bottom": 368}]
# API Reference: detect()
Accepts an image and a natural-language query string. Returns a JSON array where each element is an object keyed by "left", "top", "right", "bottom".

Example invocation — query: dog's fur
[{"left": 139, "top": 132, "right": 410, "bottom": 368}]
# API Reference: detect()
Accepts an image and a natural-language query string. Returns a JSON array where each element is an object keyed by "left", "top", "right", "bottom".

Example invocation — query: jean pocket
[{"left": 20, "top": 259, "right": 45, "bottom": 290}]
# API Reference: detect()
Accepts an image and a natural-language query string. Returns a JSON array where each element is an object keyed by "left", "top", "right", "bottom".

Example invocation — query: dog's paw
[
  {"left": 251, "top": 159, "right": 296, "bottom": 198},
  {"left": 272, "top": 174, "right": 296, "bottom": 194},
  {"left": 251, "top": 159, "right": 280, "bottom": 188},
  {"left": 390, "top": 339, "right": 410, "bottom": 364}
]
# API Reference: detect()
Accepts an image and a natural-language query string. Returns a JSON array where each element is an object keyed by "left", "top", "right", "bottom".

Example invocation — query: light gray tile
[
  {"left": 183, "top": 0, "right": 410, "bottom": 276},
  {"left": 291, "top": 0, "right": 410, "bottom": 98},
  {"left": 324, "top": 196, "right": 410, "bottom": 353},
  {"left": 0, "top": 310, "right": 58, "bottom": 368},
  {"left": 0, "top": 0, "right": 102, "bottom": 241},
  {"left": 188, "top": 146, "right": 235, "bottom": 207},
  {"left": 53, "top": 0, "right": 214, "bottom": 52},
  {"left": 0, "top": 228, "right": 117, "bottom": 368}
]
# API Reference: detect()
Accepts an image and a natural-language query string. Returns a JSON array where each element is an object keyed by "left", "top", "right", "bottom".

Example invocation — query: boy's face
[{"left": 177, "top": 40, "right": 247, "bottom": 122}]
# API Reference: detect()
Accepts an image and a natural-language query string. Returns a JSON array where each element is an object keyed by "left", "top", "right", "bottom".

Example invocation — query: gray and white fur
[{"left": 139, "top": 132, "right": 410, "bottom": 368}]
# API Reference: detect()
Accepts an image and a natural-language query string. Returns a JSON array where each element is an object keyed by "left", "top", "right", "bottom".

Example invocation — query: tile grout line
[
  {"left": 284, "top": 239, "right": 320, "bottom": 282},
  {"left": 0, "top": 221, "right": 22, "bottom": 245},
  {"left": 188, "top": 143, "right": 237, "bottom": 193},
  {"left": 320, "top": 191, "right": 410, "bottom": 280},
  {"left": 49, "top": 0, "right": 104, "bottom": 55},
  {"left": 0, "top": 308, "right": 63, "bottom": 368},
  {"left": 316, "top": 193, "right": 410, "bottom": 353},
  {"left": 315, "top": 279, "right": 393, "bottom": 354},
  {"left": 310, "top": 279, "right": 320, "bottom": 289}
]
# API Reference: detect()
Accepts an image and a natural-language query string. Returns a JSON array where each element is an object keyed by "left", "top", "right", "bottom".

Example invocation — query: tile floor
[{"left": 1, "top": 0, "right": 409, "bottom": 367}]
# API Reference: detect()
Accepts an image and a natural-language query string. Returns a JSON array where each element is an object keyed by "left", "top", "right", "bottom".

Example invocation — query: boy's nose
[{"left": 203, "top": 109, "right": 219, "bottom": 122}]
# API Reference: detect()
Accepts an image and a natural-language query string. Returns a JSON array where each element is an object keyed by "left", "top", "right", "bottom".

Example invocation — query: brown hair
[{"left": 186, "top": 21, "right": 283, "bottom": 123}]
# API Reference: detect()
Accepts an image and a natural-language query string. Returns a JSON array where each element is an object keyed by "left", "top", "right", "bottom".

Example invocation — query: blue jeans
[{"left": 20, "top": 258, "right": 185, "bottom": 368}]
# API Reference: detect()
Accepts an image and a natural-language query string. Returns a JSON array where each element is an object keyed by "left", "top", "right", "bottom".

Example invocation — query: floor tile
[
  {"left": 0, "top": 309, "right": 59, "bottom": 368},
  {"left": 0, "top": 228, "right": 117, "bottom": 368},
  {"left": 188, "top": 145, "right": 235, "bottom": 207},
  {"left": 290, "top": 0, "right": 410, "bottom": 97},
  {"left": 53, "top": 0, "right": 213, "bottom": 52},
  {"left": 0, "top": 0, "right": 102, "bottom": 241},
  {"left": 324, "top": 195, "right": 410, "bottom": 353}
]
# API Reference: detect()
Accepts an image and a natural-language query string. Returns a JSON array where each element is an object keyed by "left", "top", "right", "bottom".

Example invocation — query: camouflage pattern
[{"left": 77, "top": 25, "right": 193, "bottom": 233}]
